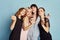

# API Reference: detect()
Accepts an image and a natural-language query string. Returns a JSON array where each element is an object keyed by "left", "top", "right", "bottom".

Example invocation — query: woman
[
  {"left": 9, "top": 8, "right": 26, "bottom": 40},
  {"left": 23, "top": 7, "right": 33, "bottom": 30},
  {"left": 20, "top": 7, "right": 33, "bottom": 40},
  {"left": 27, "top": 4, "right": 40, "bottom": 40},
  {"left": 30, "top": 4, "right": 38, "bottom": 23},
  {"left": 38, "top": 7, "right": 52, "bottom": 40}
]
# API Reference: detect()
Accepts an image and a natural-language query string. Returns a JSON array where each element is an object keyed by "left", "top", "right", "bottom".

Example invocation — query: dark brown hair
[
  {"left": 38, "top": 7, "right": 50, "bottom": 27},
  {"left": 39, "top": 7, "right": 45, "bottom": 12},
  {"left": 30, "top": 4, "right": 38, "bottom": 20}
]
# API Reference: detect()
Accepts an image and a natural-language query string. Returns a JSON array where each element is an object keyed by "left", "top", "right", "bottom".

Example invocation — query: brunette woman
[
  {"left": 27, "top": 4, "right": 40, "bottom": 40},
  {"left": 9, "top": 8, "right": 26, "bottom": 40},
  {"left": 38, "top": 7, "right": 52, "bottom": 40}
]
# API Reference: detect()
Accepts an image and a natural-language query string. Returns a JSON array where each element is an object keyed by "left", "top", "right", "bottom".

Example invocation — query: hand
[
  {"left": 30, "top": 18, "right": 35, "bottom": 24},
  {"left": 11, "top": 15, "right": 16, "bottom": 21},
  {"left": 45, "top": 13, "right": 50, "bottom": 19}
]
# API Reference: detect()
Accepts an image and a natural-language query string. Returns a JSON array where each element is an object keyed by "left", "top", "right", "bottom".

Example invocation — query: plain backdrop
[{"left": 0, "top": 0, "right": 60, "bottom": 40}]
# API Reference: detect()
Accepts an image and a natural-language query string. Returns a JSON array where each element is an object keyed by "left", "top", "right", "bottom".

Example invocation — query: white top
[
  {"left": 27, "top": 16, "right": 40, "bottom": 40},
  {"left": 20, "top": 28, "right": 29, "bottom": 40}
]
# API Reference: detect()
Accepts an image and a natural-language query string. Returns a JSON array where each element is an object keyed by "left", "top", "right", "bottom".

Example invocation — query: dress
[
  {"left": 9, "top": 16, "right": 23, "bottom": 40},
  {"left": 38, "top": 18, "right": 52, "bottom": 40},
  {"left": 20, "top": 28, "right": 29, "bottom": 40}
]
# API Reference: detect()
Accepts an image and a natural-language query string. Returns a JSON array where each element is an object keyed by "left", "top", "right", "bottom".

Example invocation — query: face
[
  {"left": 31, "top": 6, "right": 37, "bottom": 13},
  {"left": 38, "top": 8, "right": 45, "bottom": 16},
  {"left": 20, "top": 9, "right": 26, "bottom": 16},
  {"left": 26, "top": 8, "right": 32, "bottom": 17},
  {"left": 31, "top": 6, "right": 37, "bottom": 18}
]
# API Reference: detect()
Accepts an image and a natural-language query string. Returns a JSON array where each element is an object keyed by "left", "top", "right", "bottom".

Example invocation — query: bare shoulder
[{"left": 11, "top": 15, "right": 16, "bottom": 18}]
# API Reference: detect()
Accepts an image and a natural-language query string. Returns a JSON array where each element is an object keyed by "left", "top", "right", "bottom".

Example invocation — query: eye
[{"left": 40, "top": 10, "right": 42, "bottom": 12}]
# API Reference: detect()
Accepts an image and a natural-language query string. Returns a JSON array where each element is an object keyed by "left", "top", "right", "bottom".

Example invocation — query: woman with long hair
[
  {"left": 27, "top": 4, "right": 40, "bottom": 40},
  {"left": 38, "top": 7, "right": 52, "bottom": 40},
  {"left": 20, "top": 7, "right": 33, "bottom": 40},
  {"left": 9, "top": 8, "right": 26, "bottom": 40}
]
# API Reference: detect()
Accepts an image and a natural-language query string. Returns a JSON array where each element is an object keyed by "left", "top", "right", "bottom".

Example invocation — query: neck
[{"left": 40, "top": 15, "right": 44, "bottom": 19}]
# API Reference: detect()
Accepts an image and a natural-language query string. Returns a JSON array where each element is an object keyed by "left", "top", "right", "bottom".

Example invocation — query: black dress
[
  {"left": 9, "top": 16, "right": 23, "bottom": 40},
  {"left": 38, "top": 18, "right": 52, "bottom": 40}
]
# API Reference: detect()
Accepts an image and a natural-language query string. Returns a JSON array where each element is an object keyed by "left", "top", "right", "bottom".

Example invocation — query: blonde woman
[{"left": 20, "top": 7, "right": 32, "bottom": 40}]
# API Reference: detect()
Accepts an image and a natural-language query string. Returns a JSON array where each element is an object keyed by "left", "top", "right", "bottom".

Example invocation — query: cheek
[
  {"left": 23, "top": 12, "right": 26, "bottom": 15},
  {"left": 28, "top": 13, "right": 32, "bottom": 16},
  {"left": 30, "top": 14, "right": 32, "bottom": 16},
  {"left": 22, "top": 13, "right": 24, "bottom": 15},
  {"left": 24, "top": 13, "right": 25, "bottom": 15},
  {"left": 28, "top": 13, "right": 31, "bottom": 16},
  {"left": 26, "top": 13, "right": 29, "bottom": 16},
  {"left": 38, "top": 12, "right": 42, "bottom": 16},
  {"left": 32, "top": 8, "right": 36, "bottom": 11},
  {"left": 21, "top": 13, "right": 25, "bottom": 16},
  {"left": 34, "top": 8, "right": 36, "bottom": 11}
]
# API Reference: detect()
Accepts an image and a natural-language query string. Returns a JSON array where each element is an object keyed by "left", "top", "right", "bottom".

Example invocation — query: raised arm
[
  {"left": 41, "top": 17, "right": 50, "bottom": 33},
  {"left": 10, "top": 15, "right": 16, "bottom": 30}
]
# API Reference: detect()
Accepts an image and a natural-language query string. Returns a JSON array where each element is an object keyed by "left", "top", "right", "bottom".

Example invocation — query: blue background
[{"left": 0, "top": 0, "right": 60, "bottom": 40}]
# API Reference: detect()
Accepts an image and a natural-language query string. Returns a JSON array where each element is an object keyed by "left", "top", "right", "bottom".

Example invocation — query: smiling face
[
  {"left": 20, "top": 9, "right": 26, "bottom": 16},
  {"left": 38, "top": 8, "right": 45, "bottom": 16},
  {"left": 31, "top": 6, "right": 37, "bottom": 13},
  {"left": 26, "top": 8, "right": 32, "bottom": 17},
  {"left": 15, "top": 8, "right": 26, "bottom": 18}
]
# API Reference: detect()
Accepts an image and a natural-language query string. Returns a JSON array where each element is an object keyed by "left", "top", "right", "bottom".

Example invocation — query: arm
[
  {"left": 10, "top": 16, "right": 16, "bottom": 30},
  {"left": 41, "top": 18, "right": 50, "bottom": 33},
  {"left": 23, "top": 25, "right": 32, "bottom": 31}
]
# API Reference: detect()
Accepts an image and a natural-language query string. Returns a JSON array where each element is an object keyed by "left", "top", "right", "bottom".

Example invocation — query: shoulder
[{"left": 11, "top": 15, "right": 16, "bottom": 18}]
